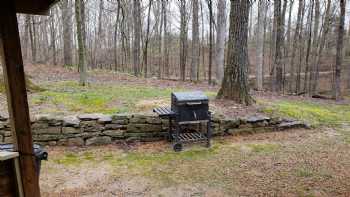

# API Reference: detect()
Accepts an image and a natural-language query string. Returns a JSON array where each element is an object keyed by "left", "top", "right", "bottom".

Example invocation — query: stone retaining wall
[{"left": 0, "top": 113, "right": 308, "bottom": 146}]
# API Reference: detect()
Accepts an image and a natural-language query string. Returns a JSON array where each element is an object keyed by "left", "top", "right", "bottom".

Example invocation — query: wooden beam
[
  {"left": 15, "top": 0, "right": 57, "bottom": 15},
  {"left": 0, "top": 1, "right": 41, "bottom": 197}
]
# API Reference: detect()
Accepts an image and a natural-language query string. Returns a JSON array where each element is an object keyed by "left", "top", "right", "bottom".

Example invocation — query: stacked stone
[{"left": 0, "top": 113, "right": 309, "bottom": 146}]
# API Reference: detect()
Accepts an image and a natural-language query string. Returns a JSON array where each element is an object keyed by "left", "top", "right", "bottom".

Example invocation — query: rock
[
  {"left": 127, "top": 124, "right": 162, "bottom": 133},
  {"left": 129, "top": 114, "right": 148, "bottom": 124},
  {"left": 66, "top": 138, "right": 84, "bottom": 146},
  {"left": 277, "top": 121, "right": 309, "bottom": 130},
  {"left": 0, "top": 123, "right": 4, "bottom": 129},
  {"left": 80, "top": 121, "right": 104, "bottom": 132},
  {"left": 4, "top": 137, "right": 13, "bottom": 143},
  {"left": 62, "top": 116, "right": 80, "bottom": 127},
  {"left": 33, "top": 114, "right": 62, "bottom": 126},
  {"left": 48, "top": 141, "right": 57, "bottom": 146},
  {"left": 31, "top": 122, "right": 49, "bottom": 130},
  {"left": 78, "top": 113, "right": 104, "bottom": 121},
  {"left": 85, "top": 136, "right": 111, "bottom": 146},
  {"left": 62, "top": 127, "right": 81, "bottom": 134},
  {"left": 0, "top": 135, "right": 3, "bottom": 142},
  {"left": 97, "top": 115, "right": 112, "bottom": 124},
  {"left": 4, "top": 131, "right": 12, "bottom": 137},
  {"left": 75, "top": 132, "right": 100, "bottom": 139},
  {"left": 111, "top": 114, "right": 130, "bottom": 120},
  {"left": 33, "top": 127, "right": 61, "bottom": 135},
  {"left": 103, "top": 130, "right": 125, "bottom": 138},
  {"left": 0, "top": 115, "right": 7, "bottom": 121},
  {"left": 33, "top": 134, "right": 66, "bottom": 141},
  {"left": 245, "top": 115, "right": 270, "bottom": 123},
  {"left": 105, "top": 124, "right": 126, "bottom": 130},
  {"left": 111, "top": 119, "right": 129, "bottom": 125},
  {"left": 221, "top": 118, "right": 240, "bottom": 130},
  {"left": 145, "top": 116, "right": 162, "bottom": 124}
]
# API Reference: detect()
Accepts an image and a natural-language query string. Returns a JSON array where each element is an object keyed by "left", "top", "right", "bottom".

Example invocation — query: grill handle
[{"left": 186, "top": 102, "right": 202, "bottom": 106}]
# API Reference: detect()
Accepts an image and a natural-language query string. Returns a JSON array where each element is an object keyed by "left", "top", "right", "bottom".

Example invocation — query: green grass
[
  {"left": 247, "top": 143, "right": 280, "bottom": 153},
  {"left": 30, "top": 80, "right": 216, "bottom": 114},
  {"left": 261, "top": 99, "right": 350, "bottom": 127}
]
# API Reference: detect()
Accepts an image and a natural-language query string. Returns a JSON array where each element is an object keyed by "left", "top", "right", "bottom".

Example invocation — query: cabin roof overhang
[{"left": 15, "top": 0, "right": 58, "bottom": 15}]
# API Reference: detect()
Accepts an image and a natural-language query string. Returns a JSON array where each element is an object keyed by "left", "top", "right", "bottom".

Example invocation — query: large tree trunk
[
  {"left": 191, "top": 0, "right": 200, "bottom": 81},
  {"left": 215, "top": 0, "right": 226, "bottom": 84},
  {"left": 61, "top": 0, "right": 73, "bottom": 66},
  {"left": 75, "top": 0, "right": 87, "bottom": 86},
  {"left": 334, "top": 0, "right": 345, "bottom": 100},
  {"left": 303, "top": 0, "right": 314, "bottom": 93},
  {"left": 50, "top": 9, "right": 57, "bottom": 65},
  {"left": 217, "top": 0, "right": 254, "bottom": 106},
  {"left": 310, "top": 0, "right": 330, "bottom": 95},
  {"left": 28, "top": 16, "right": 37, "bottom": 63},
  {"left": 255, "top": 0, "right": 266, "bottom": 91},
  {"left": 179, "top": 0, "right": 187, "bottom": 81},
  {"left": 162, "top": 0, "right": 170, "bottom": 78},
  {"left": 308, "top": 0, "right": 320, "bottom": 95},
  {"left": 143, "top": 0, "right": 153, "bottom": 78},
  {"left": 132, "top": 0, "right": 141, "bottom": 76},
  {"left": 207, "top": 0, "right": 214, "bottom": 84},
  {"left": 289, "top": 0, "right": 303, "bottom": 93},
  {"left": 296, "top": 2, "right": 306, "bottom": 94},
  {"left": 273, "top": 0, "right": 283, "bottom": 92}
]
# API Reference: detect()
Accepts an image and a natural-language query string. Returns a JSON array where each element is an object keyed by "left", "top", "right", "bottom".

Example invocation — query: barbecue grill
[{"left": 154, "top": 91, "right": 211, "bottom": 151}]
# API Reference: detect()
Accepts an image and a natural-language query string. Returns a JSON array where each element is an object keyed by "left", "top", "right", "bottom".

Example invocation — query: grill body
[{"left": 171, "top": 92, "right": 209, "bottom": 123}]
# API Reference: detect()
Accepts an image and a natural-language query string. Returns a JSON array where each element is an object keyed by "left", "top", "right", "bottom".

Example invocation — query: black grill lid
[{"left": 172, "top": 91, "right": 208, "bottom": 102}]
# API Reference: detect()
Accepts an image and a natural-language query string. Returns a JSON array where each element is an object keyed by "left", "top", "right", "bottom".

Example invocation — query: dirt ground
[{"left": 40, "top": 126, "right": 350, "bottom": 197}]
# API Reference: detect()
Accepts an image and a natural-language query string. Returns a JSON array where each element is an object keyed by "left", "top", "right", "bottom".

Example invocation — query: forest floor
[{"left": 1, "top": 64, "right": 350, "bottom": 196}]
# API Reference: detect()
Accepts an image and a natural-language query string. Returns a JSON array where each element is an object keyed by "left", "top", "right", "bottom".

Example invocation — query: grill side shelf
[
  {"left": 172, "top": 132, "right": 208, "bottom": 143},
  {"left": 153, "top": 107, "right": 176, "bottom": 117}
]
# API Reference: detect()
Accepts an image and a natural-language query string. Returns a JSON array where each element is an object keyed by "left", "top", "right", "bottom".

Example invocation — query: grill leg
[
  {"left": 206, "top": 118, "right": 212, "bottom": 148},
  {"left": 168, "top": 117, "right": 172, "bottom": 142},
  {"left": 173, "top": 122, "right": 183, "bottom": 152}
]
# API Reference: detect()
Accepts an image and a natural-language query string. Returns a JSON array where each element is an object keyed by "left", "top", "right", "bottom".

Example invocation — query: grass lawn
[
  {"left": 260, "top": 99, "right": 350, "bottom": 127},
  {"left": 40, "top": 126, "right": 350, "bottom": 196},
  {"left": 30, "top": 81, "right": 216, "bottom": 115}
]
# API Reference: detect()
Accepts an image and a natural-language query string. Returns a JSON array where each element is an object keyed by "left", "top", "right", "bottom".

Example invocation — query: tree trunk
[
  {"left": 334, "top": 0, "right": 345, "bottom": 100},
  {"left": 191, "top": 0, "right": 200, "bottom": 81},
  {"left": 217, "top": 0, "right": 254, "bottom": 106},
  {"left": 303, "top": 0, "right": 314, "bottom": 93},
  {"left": 296, "top": 2, "right": 305, "bottom": 93},
  {"left": 215, "top": 0, "right": 226, "bottom": 84},
  {"left": 273, "top": 0, "right": 283, "bottom": 92},
  {"left": 61, "top": 0, "right": 73, "bottom": 66},
  {"left": 28, "top": 16, "right": 37, "bottom": 63},
  {"left": 285, "top": 0, "right": 294, "bottom": 90},
  {"left": 255, "top": 0, "right": 266, "bottom": 91},
  {"left": 75, "top": 0, "right": 87, "bottom": 86},
  {"left": 132, "top": 0, "right": 141, "bottom": 76},
  {"left": 207, "top": 0, "right": 213, "bottom": 84},
  {"left": 143, "top": 0, "right": 153, "bottom": 78},
  {"left": 289, "top": 0, "right": 303, "bottom": 93},
  {"left": 162, "top": 0, "right": 170, "bottom": 78},
  {"left": 179, "top": 0, "right": 187, "bottom": 81},
  {"left": 310, "top": 0, "right": 330, "bottom": 95},
  {"left": 50, "top": 10, "right": 57, "bottom": 65}
]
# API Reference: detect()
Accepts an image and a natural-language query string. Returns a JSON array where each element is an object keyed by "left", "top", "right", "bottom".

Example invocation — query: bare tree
[
  {"left": 215, "top": 0, "right": 226, "bottom": 84},
  {"left": 191, "top": 0, "right": 200, "bottom": 81},
  {"left": 75, "top": 0, "right": 87, "bottom": 86},
  {"left": 273, "top": 0, "right": 283, "bottom": 92},
  {"left": 255, "top": 0, "right": 266, "bottom": 90},
  {"left": 179, "top": 0, "right": 188, "bottom": 81},
  {"left": 217, "top": 0, "right": 254, "bottom": 105},
  {"left": 143, "top": 0, "right": 153, "bottom": 78},
  {"left": 334, "top": 0, "right": 345, "bottom": 100},
  {"left": 132, "top": 0, "right": 141, "bottom": 76},
  {"left": 61, "top": 0, "right": 73, "bottom": 66},
  {"left": 206, "top": 0, "right": 214, "bottom": 84}
]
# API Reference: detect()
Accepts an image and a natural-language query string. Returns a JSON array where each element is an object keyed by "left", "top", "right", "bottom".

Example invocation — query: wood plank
[
  {"left": 0, "top": 152, "right": 19, "bottom": 161},
  {"left": 14, "top": 0, "right": 58, "bottom": 15},
  {"left": 0, "top": 1, "right": 41, "bottom": 196}
]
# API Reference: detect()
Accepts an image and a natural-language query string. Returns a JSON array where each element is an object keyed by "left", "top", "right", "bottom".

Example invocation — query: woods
[{"left": 16, "top": 0, "right": 350, "bottom": 102}]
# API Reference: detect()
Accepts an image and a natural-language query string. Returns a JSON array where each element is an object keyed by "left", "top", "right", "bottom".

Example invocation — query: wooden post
[{"left": 0, "top": 1, "right": 41, "bottom": 197}]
